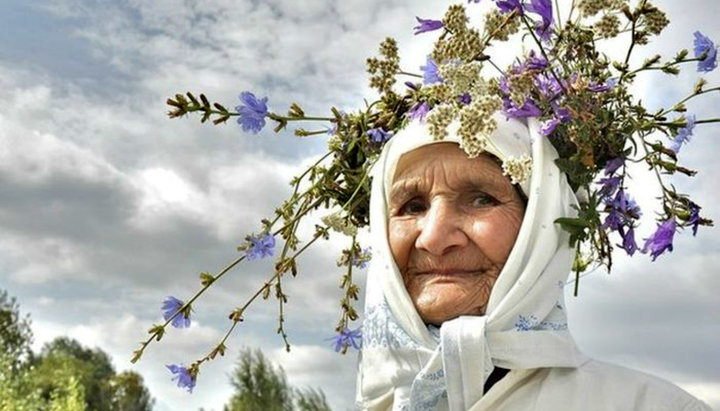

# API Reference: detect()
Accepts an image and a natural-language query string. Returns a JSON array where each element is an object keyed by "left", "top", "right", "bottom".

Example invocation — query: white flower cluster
[{"left": 501, "top": 154, "right": 533, "bottom": 185}]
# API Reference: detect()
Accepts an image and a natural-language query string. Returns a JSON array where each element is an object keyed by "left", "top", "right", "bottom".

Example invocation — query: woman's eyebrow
[{"left": 389, "top": 179, "right": 421, "bottom": 204}]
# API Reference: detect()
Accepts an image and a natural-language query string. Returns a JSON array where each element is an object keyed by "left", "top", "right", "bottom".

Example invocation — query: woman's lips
[{"left": 415, "top": 269, "right": 483, "bottom": 275}]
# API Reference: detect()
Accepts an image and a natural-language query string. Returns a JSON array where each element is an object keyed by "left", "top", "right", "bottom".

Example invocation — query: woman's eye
[
  {"left": 401, "top": 199, "right": 426, "bottom": 215},
  {"left": 471, "top": 194, "right": 496, "bottom": 207}
]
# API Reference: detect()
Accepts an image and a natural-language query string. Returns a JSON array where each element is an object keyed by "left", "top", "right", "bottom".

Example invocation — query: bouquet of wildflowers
[{"left": 132, "top": 0, "right": 718, "bottom": 392}]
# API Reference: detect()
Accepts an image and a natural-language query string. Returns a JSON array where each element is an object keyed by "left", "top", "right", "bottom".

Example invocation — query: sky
[{"left": 0, "top": 1, "right": 718, "bottom": 410}]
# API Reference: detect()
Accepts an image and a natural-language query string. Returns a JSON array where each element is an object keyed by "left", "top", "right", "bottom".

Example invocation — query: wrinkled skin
[{"left": 388, "top": 143, "right": 526, "bottom": 326}]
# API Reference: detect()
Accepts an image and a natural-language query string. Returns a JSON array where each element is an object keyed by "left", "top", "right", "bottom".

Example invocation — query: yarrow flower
[
  {"left": 367, "top": 128, "right": 393, "bottom": 143},
  {"left": 670, "top": 114, "right": 696, "bottom": 153},
  {"left": 693, "top": 31, "right": 718, "bottom": 72},
  {"left": 245, "top": 233, "right": 276, "bottom": 261},
  {"left": 420, "top": 56, "right": 443, "bottom": 85},
  {"left": 166, "top": 364, "right": 196, "bottom": 393},
  {"left": 329, "top": 327, "right": 362, "bottom": 352},
  {"left": 642, "top": 218, "right": 676, "bottom": 261},
  {"left": 162, "top": 296, "right": 190, "bottom": 328},
  {"left": 414, "top": 17, "right": 444, "bottom": 35},
  {"left": 235, "top": 91, "right": 269, "bottom": 134}
]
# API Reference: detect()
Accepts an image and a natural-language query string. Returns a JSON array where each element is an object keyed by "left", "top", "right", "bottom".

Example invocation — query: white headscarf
[{"left": 356, "top": 114, "right": 587, "bottom": 411}]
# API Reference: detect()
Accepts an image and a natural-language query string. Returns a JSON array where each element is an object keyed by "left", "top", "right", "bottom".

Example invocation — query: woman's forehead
[
  {"left": 392, "top": 143, "right": 502, "bottom": 182},
  {"left": 390, "top": 144, "right": 508, "bottom": 197}
]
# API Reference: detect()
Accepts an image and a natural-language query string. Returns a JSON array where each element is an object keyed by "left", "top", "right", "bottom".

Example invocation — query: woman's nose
[{"left": 415, "top": 200, "right": 468, "bottom": 256}]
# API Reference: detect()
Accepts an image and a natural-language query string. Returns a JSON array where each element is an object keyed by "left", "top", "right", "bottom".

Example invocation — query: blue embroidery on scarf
[
  {"left": 363, "top": 298, "right": 418, "bottom": 349},
  {"left": 514, "top": 314, "right": 568, "bottom": 331}
]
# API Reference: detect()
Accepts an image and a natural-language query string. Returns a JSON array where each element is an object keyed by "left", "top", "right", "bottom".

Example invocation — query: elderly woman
[{"left": 355, "top": 115, "right": 711, "bottom": 411}]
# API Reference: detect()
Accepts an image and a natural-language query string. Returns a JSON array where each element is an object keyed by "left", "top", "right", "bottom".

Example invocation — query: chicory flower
[
  {"left": 166, "top": 364, "right": 196, "bottom": 393},
  {"left": 235, "top": 91, "right": 269, "bottom": 134},
  {"left": 693, "top": 31, "right": 718, "bottom": 72},
  {"left": 245, "top": 233, "right": 276, "bottom": 261},
  {"left": 162, "top": 296, "right": 190, "bottom": 328},
  {"left": 420, "top": 56, "right": 443, "bottom": 85},
  {"left": 330, "top": 328, "right": 362, "bottom": 352},
  {"left": 670, "top": 114, "right": 696, "bottom": 153}
]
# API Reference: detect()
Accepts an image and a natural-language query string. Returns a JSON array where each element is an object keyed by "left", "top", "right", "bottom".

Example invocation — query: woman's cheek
[{"left": 388, "top": 219, "right": 415, "bottom": 272}]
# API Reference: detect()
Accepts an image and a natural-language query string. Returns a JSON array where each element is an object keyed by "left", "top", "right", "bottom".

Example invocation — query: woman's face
[{"left": 388, "top": 143, "right": 526, "bottom": 325}]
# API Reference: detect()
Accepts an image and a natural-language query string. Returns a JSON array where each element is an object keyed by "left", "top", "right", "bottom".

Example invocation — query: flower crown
[{"left": 133, "top": 0, "right": 718, "bottom": 392}]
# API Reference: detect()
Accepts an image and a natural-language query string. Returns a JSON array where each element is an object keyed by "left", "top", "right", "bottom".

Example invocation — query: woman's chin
[{"left": 412, "top": 283, "right": 486, "bottom": 326}]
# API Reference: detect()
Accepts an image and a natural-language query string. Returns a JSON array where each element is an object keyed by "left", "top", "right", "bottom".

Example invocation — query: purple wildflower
[
  {"left": 688, "top": 202, "right": 701, "bottom": 236},
  {"left": 526, "top": 50, "right": 548, "bottom": 70},
  {"left": 162, "top": 296, "right": 190, "bottom": 328},
  {"left": 693, "top": 31, "right": 718, "bottom": 72},
  {"left": 245, "top": 233, "right": 276, "bottom": 261},
  {"left": 330, "top": 328, "right": 362, "bottom": 352},
  {"left": 619, "top": 226, "right": 638, "bottom": 256},
  {"left": 404, "top": 81, "right": 420, "bottom": 91},
  {"left": 350, "top": 247, "right": 372, "bottom": 269},
  {"left": 535, "top": 73, "right": 563, "bottom": 99},
  {"left": 458, "top": 93, "right": 472, "bottom": 105},
  {"left": 414, "top": 17, "right": 444, "bottom": 35},
  {"left": 670, "top": 114, "right": 696, "bottom": 153},
  {"left": 602, "top": 209, "right": 623, "bottom": 231},
  {"left": 420, "top": 56, "right": 443, "bottom": 85},
  {"left": 598, "top": 176, "right": 621, "bottom": 198},
  {"left": 541, "top": 117, "right": 560, "bottom": 136},
  {"left": 526, "top": 0, "right": 554, "bottom": 41},
  {"left": 588, "top": 78, "right": 618, "bottom": 93},
  {"left": 235, "top": 92, "right": 269, "bottom": 134},
  {"left": 408, "top": 102, "right": 430, "bottom": 122},
  {"left": 612, "top": 190, "right": 641, "bottom": 219},
  {"left": 367, "top": 128, "right": 393, "bottom": 143},
  {"left": 604, "top": 157, "right": 624, "bottom": 176},
  {"left": 502, "top": 97, "right": 543, "bottom": 118},
  {"left": 166, "top": 364, "right": 196, "bottom": 393},
  {"left": 642, "top": 218, "right": 676, "bottom": 261},
  {"left": 496, "top": 0, "right": 523, "bottom": 15}
]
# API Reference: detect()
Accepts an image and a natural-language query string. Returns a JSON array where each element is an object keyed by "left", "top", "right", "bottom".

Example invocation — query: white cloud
[{"left": 2, "top": 1, "right": 719, "bottom": 411}]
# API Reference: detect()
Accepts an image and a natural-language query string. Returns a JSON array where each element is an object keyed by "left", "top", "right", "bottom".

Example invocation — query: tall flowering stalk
[{"left": 138, "top": 0, "right": 718, "bottom": 391}]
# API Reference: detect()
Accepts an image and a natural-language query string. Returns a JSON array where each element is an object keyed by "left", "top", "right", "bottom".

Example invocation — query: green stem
[
  {"left": 197, "top": 226, "right": 326, "bottom": 367},
  {"left": 268, "top": 113, "right": 334, "bottom": 122},
  {"left": 521, "top": 15, "right": 566, "bottom": 93},
  {"left": 340, "top": 158, "right": 377, "bottom": 211},
  {"left": 397, "top": 70, "right": 423, "bottom": 78},
  {"left": 656, "top": 87, "right": 720, "bottom": 117}
]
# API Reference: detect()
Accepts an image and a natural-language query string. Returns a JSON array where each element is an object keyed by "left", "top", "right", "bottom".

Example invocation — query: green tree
[
  {"left": 111, "top": 370, "right": 155, "bottom": 411},
  {"left": 0, "top": 289, "right": 33, "bottom": 371},
  {"left": 32, "top": 337, "right": 155, "bottom": 411},
  {"left": 225, "top": 348, "right": 294, "bottom": 411},
  {"left": 294, "top": 387, "right": 331, "bottom": 411},
  {"left": 224, "top": 348, "right": 332, "bottom": 411},
  {"left": 34, "top": 337, "right": 116, "bottom": 411}
]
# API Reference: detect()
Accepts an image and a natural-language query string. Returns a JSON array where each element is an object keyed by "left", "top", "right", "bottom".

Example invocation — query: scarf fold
[{"left": 357, "top": 115, "right": 587, "bottom": 411}]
